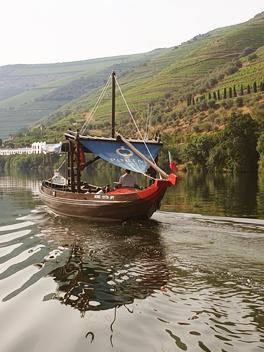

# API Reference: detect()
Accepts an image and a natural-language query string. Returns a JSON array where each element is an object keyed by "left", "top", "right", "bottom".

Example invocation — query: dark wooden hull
[{"left": 39, "top": 179, "right": 172, "bottom": 221}]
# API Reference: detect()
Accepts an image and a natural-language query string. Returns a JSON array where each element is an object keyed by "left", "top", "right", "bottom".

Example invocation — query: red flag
[{"left": 169, "top": 151, "right": 177, "bottom": 173}]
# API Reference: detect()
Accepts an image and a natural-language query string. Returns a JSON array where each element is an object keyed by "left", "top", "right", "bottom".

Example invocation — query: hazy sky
[{"left": 1, "top": 0, "right": 263, "bottom": 67}]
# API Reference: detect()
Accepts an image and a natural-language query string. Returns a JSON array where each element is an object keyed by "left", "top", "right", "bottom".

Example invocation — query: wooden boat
[{"left": 39, "top": 72, "right": 177, "bottom": 221}]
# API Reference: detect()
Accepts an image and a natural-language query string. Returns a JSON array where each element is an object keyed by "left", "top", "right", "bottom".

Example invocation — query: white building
[
  {"left": 31, "top": 142, "right": 47, "bottom": 154},
  {"left": 0, "top": 142, "right": 47, "bottom": 156}
]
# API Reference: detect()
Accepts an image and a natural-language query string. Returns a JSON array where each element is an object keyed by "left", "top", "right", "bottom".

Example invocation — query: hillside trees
[
  {"left": 257, "top": 133, "right": 264, "bottom": 172},
  {"left": 183, "top": 114, "right": 259, "bottom": 172},
  {"left": 207, "top": 114, "right": 259, "bottom": 172},
  {"left": 183, "top": 134, "right": 216, "bottom": 168}
]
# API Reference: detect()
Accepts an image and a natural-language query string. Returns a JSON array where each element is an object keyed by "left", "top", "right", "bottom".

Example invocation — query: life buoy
[{"left": 74, "top": 148, "right": 85, "bottom": 171}]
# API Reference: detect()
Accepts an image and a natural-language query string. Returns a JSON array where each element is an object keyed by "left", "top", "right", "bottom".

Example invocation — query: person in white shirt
[{"left": 118, "top": 169, "right": 138, "bottom": 188}]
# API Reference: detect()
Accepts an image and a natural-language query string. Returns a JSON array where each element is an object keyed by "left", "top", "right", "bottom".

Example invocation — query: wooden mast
[{"left": 111, "top": 71, "right": 115, "bottom": 138}]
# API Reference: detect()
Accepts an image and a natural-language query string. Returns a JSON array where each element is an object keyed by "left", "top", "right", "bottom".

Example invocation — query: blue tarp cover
[{"left": 80, "top": 139, "right": 161, "bottom": 173}]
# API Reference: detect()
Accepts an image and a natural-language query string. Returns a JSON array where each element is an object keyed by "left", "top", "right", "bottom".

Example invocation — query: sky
[{"left": 1, "top": 0, "right": 263, "bottom": 67}]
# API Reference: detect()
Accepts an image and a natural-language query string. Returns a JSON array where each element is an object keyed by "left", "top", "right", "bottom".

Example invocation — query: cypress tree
[
  {"left": 208, "top": 92, "right": 211, "bottom": 100},
  {"left": 233, "top": 85, "right": 237, "bottom": 97},
  {"left": 253, "top": 81, "right": 257, "bottom": 93},
  {"left": 224, "top": 88, "right": 227, "bottom": 99},
  {"left": 240, "top": 84, "right": 244, "bottom": 96},
  {"left": 229, "top": 87, "right": 232, "bottom": 98},
  {"left": 213, "top": 92, "right": 217, "bottom": 100},
  {"left": 217, "top": 90, "right": 220, "bottom": 100},
  {"left": 247, "top": 85, "right": 251, "bottom": 94}
]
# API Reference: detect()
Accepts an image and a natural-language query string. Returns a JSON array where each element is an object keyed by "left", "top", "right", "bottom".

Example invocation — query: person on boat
[
  {"left": 118, "top": 169, "right": 138, "bottom": 188},
  {"left": 146, "top": 165, "right": 157, "bottom": 186}
]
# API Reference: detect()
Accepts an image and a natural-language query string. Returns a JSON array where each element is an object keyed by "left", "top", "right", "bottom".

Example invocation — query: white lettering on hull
[{"left": 94, "top": 195, "right": 115, "bottom": 200}]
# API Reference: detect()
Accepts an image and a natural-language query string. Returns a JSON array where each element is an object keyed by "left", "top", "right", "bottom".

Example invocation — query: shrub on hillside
[
  {"left": 196, "top": 100, "right": 208, "bottom": 112},
  {"left": 248, "top": 53, "right": 257, "bottom": 61},
  {"left": 219, "top": 100, "right": 227, "bottom": 108},
  {"left": 236, "top": 96, "right": 244, "bottom": 107},
  {"left": 240, "top": 47, "right": 255, "bottom": 58},
  {"left": 226, "top": 99, "right": 234, "bottom": 109},
  {"left": 208, "top": 113, "right": 218, "bottom": 122},
  {"left": 207, "top": 99, "right": 216, "bottom": 108},
  {"left": 197, "top": 115, "right": 203, "bottom": 124},
  {"left": 221, "top": 116, "right": 228, "bottom": 124},
  {"left": 200, "top": 122, "right": 211, "bottom": 132},
  {"left": 215, "top": 117, "right": 221, "bottom": 125},
  {"left": 219, "top": 108, "right": 227, "bottom": 116},
  {"left": 192, "top": 124, "right": 200, "bottom": 133}
]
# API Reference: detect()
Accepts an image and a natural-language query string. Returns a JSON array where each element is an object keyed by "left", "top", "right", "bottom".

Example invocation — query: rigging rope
[
  {"left": 80, "top": 75, "right": 112, "bottom": 134},
  {"left": 79, "top": 73, "right": 158, "bottom": 171},
  {"left": 114, "top": 76, "right": 157, "bottom": 165},
  {"left": 144, "top": 103, "right": 153, "bottom": 142},
  {"left": 56, "top": 156, "right": 67, "bottom": 171}
]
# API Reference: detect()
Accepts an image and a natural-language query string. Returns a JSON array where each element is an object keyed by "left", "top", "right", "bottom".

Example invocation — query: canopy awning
[{"left": 79, "top": 139, "right": 162, "bottom": 174}]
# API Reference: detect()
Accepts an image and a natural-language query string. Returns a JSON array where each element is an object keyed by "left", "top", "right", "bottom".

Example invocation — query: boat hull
[{"left": 38, "top": 179, "right": 172, "bottom": 222}]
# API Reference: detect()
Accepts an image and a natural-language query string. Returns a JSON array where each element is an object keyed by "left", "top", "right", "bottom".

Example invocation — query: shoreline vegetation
[{"left": 0, "top": 111, "right": 263, "bottom": 175}]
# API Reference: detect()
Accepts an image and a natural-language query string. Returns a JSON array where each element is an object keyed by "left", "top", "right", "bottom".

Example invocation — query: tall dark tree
[
  {"left": 247, "top": 85, "right": 251, "bottom": 94},
  {"left": 233, "top": 85, "right": 237, "bottom": 97}
]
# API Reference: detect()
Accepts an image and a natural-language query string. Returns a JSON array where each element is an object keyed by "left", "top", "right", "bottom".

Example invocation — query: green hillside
[
  {"left": 0, "top": 50, "right": 166, "bottom": 140},
  {"left": 2, "top": 11, "right": 264, "bottom": 150},
  {"left": 33, "top": 12, "right": 264, "bottom": 142}
]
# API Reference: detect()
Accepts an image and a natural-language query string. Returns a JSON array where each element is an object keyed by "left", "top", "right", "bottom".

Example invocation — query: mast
[{"left": 111, "top": 71, "right": 115, "bottom": 138}]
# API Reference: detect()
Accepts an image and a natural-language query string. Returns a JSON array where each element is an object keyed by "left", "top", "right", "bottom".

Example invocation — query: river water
[{"left": 0, "top": 170, "right": 264, "bottom": 352}]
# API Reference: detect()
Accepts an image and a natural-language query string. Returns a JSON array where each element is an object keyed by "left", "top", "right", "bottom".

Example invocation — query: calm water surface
[{"left": 0, "top": 171, "right": 264, "bottom": 351}]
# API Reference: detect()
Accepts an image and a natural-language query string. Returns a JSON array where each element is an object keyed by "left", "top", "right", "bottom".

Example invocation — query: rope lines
[
  {"left": 79, "top": 73, "right": 157, "bottom": 167},
  {"left": 56, "top": 156, "right": 67, "bottom": 171},
  {"left": 144, "top": 103, "right": 153, "bottom": 142},
  {"left": 80, "top": 75, "right": 112, "bottom": 135},
  {"left": 114, "top": 77, "right": 157, "bottom": 165}
]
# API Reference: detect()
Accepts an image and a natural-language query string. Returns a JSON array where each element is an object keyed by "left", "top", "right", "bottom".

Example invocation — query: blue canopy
[{"left": 80, "top": 139, "right": 162, "bottom": 173}]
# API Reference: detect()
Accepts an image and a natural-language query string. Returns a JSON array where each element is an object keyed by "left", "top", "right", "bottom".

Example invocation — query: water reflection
[
  {"left": 41, "top": 217, "right": 168, "bottom": 314},
  {"left": 162, "top": 172, "right": 263, "bottom": 218},
  {"left": 0, "top": 211, "right": 168, "bottom": 315},
  {"left": 1, "top": 172, "right": 264, "bottom": 351}
]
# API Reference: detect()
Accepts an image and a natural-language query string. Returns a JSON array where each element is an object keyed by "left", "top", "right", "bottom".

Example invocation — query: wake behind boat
[{"left": 39, "top": 72, "right": 177, "bottom": 221}]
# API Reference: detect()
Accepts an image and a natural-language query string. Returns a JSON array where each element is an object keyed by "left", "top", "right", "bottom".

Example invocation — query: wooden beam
[{"left": 116, "top": 132, "right": 169, "bottom": 179}]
